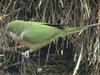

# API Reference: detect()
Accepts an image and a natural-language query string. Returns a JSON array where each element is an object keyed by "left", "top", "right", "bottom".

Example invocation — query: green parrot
[{"left": 6, "top": 20, "right": 99, "bottom": 58}]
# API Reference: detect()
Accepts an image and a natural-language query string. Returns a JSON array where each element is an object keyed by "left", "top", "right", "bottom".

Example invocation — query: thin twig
[{"left": 72, "top": 42, "right": 84, "bottom": 75}]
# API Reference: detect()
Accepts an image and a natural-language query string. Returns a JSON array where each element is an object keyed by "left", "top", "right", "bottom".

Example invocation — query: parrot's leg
[{"left": 21, "top": 50, "right": 30, "bottom": 58}]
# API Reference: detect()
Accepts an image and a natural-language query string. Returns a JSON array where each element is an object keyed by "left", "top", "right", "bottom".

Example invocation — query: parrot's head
[
  {"left": 6, "top": 20, "right": 26, "bottom": 41},
  {"left": 6, "top": 20, "right": 25, "bottom": 35}
]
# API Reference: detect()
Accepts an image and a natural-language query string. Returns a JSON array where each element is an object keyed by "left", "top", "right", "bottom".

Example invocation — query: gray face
[
  {"left": 8, "top": 31, "right": 18, "bottom": 40},
  {"left": 8, "top": 31, "right": 24, "bottom": 42}
]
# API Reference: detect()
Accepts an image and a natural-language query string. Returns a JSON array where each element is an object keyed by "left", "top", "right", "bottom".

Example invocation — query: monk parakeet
[{"left": 6, "top": 20, "right": 99, "bottom": 58}]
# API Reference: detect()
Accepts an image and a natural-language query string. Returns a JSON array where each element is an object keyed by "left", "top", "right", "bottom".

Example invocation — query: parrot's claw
[{"left": 21, "top": 51, "right": 29, "bottom": 58}]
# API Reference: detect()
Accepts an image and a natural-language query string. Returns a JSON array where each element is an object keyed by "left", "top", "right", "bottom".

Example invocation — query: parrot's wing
[
  {"left": 22, "top": 29, "right": 61, "bottom": 44},
  {"left": 21, "top": 29, "right": 61, "bottom": 52}
]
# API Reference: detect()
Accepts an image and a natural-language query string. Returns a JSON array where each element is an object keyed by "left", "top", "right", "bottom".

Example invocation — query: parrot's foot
[{"left": 21, "top": 51, "right": 29, "bottom": 58}]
